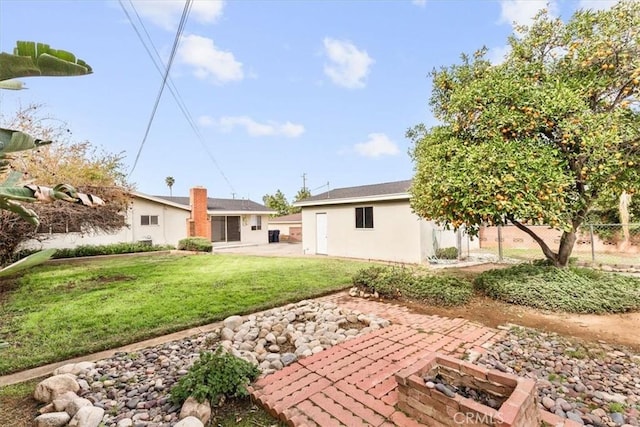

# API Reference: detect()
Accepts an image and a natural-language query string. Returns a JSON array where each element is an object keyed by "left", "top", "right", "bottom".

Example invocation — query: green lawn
[{"left": 0, "top": 253, "right": 367, "bottom": 375}]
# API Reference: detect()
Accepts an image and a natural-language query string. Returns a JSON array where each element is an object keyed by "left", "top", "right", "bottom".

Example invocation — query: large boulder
[
  {"left": 66, "top": 396, "right": 93, "bottom": 417},
  {"left": 52, "top": 391, "right": 79, "bottom": 412},
  {"left": 34, "top": 374, "right": 80, "bottom": 403},
  {"left": 68, "top": 405, "right": 104, "bottom": 427},
  {"left": 34, "top": 412, "right": 71, "bottom": 427},
  {"left": 175, "top": 416, "right": 205, "bottom": 427},
  {"left": 223, "top": 315, "right": 244, "bottom": 331},
  {"left": 179, "top": 396, "right": 211, "bottom": 425},
  {"left": 53, "top": 361, "right": 95, "bottom": 376}
]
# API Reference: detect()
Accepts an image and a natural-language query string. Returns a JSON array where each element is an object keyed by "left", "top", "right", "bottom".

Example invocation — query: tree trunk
[
  {"left": 556, "top": 230, "right": 577, "bottom": 267},
  {"left": 508, "top": 218, "right": 576, "bottom": 267},
  {"left": 619, "top": 191, "right": 631, "bottom": 251}
]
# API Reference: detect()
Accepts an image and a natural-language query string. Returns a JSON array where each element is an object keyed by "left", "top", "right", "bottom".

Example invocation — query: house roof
[
  {"left": 155, "top": 196, "right": 272, "bottom": 214},
  {"left": 295, "top": 179, "right": 412, "bottom": 207},
  {"left": 269, "top": 213, "right": 302, "bottom": 223},
  {"left": 133, "top": 192, "right": 272, "bottom": 214}
]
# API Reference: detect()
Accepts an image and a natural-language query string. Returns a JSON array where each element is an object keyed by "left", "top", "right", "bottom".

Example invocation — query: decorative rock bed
[{"left": 31, "top": 300, "right": 390, "bottom": 427}]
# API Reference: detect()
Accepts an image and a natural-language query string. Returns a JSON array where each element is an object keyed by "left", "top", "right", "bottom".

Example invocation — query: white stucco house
[
  {"left": 30, "top": 187, "right": 273, "bottom": 250},
  {"left": 294, "top": 180, "right": 478, "bottom": 264}
]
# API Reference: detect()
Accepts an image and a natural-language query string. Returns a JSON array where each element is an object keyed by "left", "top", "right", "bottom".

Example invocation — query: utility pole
[
  {"left": 301, "top": 173, "right": 307, "bottom": 192},
  {"left": 231, "top": 192, "right": 236, "bottom": 199}
]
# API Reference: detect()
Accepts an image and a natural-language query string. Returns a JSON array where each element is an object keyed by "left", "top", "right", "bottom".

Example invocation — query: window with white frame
[
  {"left": 355, "top": 206, "right": 374, "bottom": 229},
  {"left": 140, "top": 215, "right": 159, "bottom": 226},
  {"left": 251, "top": 215, "right": 262, "bottom": 230}
]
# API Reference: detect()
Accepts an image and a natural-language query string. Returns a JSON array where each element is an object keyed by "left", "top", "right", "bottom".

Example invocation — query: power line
[
  {"left": 127, "top": 0, "right": 191, "bottom": 177},
  {"left": 119, "top": 0, "right": 236, "bottom": 194}
]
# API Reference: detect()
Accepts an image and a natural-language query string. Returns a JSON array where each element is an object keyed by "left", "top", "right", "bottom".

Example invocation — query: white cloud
[
  {"left": 499, "top": 0, "right": 558, "bottom": 31},
  {"left": 578, "top": 0, "right": 618, "bottom": 11},
  {"left": 197, "top": 115, "right": 213, "bottom": 127},
  {"left": 132, "top": 0, "right": 224, "bottom": 31},
  {"left": 178, "top": 34, "right": 243, "bottom": 84},
  {"left": 487, "top": 45, "right": 511, "bottom": 65},
  {"left": 323, "top": 38, "right": 374, "bottom": 89},
  {"left": 354, "top": 133, "right": 399, "bottom": 157},
  {"left": 204, "top": 116, "right": 305, "bottom": 138},
  {"left": 412, "top": 0, "right": 427, "bottom": 7}
]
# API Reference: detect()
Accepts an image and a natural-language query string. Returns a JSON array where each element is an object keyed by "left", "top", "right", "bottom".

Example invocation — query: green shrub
[
  {"left": 52, "top": 242, "right": 174, "bottom": 259},
  {"left": 352, "top": 265, "right": 472, "bottom": 306},
  {"left": 170, "top": 347, "right": 260, "bottom": 406},
  {"left": 435, "top": 247, "right": 458, "bottom": 260},
  {"left": 178, "top": 237, "right": 213, "bottom": 253},
  {"left": 474, "top": 264, "right": 640, "bottom": 314},
  {"left": 406, "top": 275, "right": 473, "bottom": 306}
]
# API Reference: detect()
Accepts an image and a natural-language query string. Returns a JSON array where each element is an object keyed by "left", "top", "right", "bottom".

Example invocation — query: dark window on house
[
  {"left": 251, "top": 215, "right": 262, "bottom": 230},
  {"left": 141, "top": 215, "right": 159, "bottom": 226},
  {"left": 37, "top": 222, "right": 81, "bottom": 234},
  {"left": 355, "top": 207, "right": 374, "bottom": 229}
]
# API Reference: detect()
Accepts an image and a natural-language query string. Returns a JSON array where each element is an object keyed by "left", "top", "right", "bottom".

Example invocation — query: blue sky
[{"left": 0, "top": 0, "right": 617, "bottom": 203}]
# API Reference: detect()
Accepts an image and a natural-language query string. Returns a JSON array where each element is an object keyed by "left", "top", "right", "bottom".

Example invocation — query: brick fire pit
[{"left": 395, "top": 353, "right": 539, "bottom": 426}]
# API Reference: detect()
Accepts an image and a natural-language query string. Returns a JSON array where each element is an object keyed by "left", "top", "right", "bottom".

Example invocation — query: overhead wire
[
  {"left": 126, "top": 0, "right": 191, "bottom": 177},
  {"left": 124, "top": 0, "right": 236, "bottom": 194}
]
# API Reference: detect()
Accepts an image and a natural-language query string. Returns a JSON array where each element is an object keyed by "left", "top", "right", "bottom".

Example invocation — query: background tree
[
  {"left": 408, "top": 1, "right": 640, "bottom": 267},
  {"left": 0, "top": 105, "right": 131, "bottom": 265},
  {"left": 262, "top": 189, "right": 291, "bottom": 216},
  {"left": 165, "top": 176, "right": 175, "bottom": 196},
  {"left": 290, "top": 187, "right": 312, "bottom": 214}
]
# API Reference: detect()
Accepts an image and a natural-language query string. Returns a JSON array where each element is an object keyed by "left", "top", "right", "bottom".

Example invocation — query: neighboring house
[
  {"left": 294, "top": 180, "right": 478, "bottom": 264},
  {"left": 268, "top": 213, "right": 302, "bottom": 242},
  {"left": 30, "top": 187, "right": 272, "bottom": 249}
]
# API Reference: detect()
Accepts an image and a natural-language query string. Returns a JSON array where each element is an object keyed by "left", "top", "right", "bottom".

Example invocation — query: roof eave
[
  {"left": 294, "top": 192, "right": 409, "bottom": 207},
  {"left": 207, "top": 210, "right": 274, "bottom": 215},
  {"left": 133, "top": 192, "right": 191, "bottom": 211}
]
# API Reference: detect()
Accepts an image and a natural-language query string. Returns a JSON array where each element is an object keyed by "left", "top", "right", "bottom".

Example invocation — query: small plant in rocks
[
  {"left": 609, "top": 402, "right": 625, "bottom": 413},
  {"left": 170, "top": 346, "right": 260, "bottom": 407}
]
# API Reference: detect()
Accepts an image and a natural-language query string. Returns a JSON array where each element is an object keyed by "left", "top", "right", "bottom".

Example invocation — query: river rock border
[{"left": 32, "top": 300, "right": 390, "bottom": 427}]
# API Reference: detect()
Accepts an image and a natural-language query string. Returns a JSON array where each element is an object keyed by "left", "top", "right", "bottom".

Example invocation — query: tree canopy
[
  {"left": 263, "top": 187, "right": 312, "bottom": 216},
  {"left": 0, "top": 105, "right": 130, "bottom": 265},
  {"left": 263, "top": 189, "right": 291, "bottom": 217},
  {"left": 408, "top": 1, "right": 640, "bottom": 266}
]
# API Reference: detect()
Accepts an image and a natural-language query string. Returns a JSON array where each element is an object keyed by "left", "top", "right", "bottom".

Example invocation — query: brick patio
[{"left": 249, "top": 293, "right": 581, "bottom": 426}]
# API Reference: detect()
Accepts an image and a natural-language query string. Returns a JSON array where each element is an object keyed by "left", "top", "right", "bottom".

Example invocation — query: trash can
[
  {"left": 273, "top": 230, "right": 280, "bottom": 243},
  {"left": 268, "top": 230, "right": 275, "bottom": 243}
]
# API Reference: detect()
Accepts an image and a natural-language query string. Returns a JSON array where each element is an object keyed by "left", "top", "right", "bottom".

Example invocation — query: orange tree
[{"left": 408, "top": 1, "right": 640, "bottom": 267}]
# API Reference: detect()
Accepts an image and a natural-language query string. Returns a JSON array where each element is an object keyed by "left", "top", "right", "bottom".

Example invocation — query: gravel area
[
  {"left": 37, "top": 300, "right": 640, "bottom": 427},
  {"left": 60, "top": 300, "right": 390, "bottom": 427},
  {"left": 476, "top": 325, "right": 640, "bottom": 426}
]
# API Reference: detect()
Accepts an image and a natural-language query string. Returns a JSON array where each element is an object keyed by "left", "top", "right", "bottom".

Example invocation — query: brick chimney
[{"left": 188, "top": 187, "right": 211, "bottom": 240}]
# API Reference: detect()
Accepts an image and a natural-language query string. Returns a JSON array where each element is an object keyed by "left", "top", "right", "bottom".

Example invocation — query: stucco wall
[
  {"left": 27, "top": 198, "right": 190, "bottom": 250},
  {"left": 129, "top": 198, "right": 190, "bottom": 246},
  {"left": 240, "top": 214, "right": 270, "bottom": 244},
  {"left": 301, "top": 201, "right": 423, "bottom": 263}
]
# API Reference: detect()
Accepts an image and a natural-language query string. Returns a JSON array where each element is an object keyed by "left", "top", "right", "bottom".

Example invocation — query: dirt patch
[
  {"left": 398, "top": 296, "right": 640, "bottom": 351},
  {"left": 395, "top": 262, "right": 640, "bottom": 351}
]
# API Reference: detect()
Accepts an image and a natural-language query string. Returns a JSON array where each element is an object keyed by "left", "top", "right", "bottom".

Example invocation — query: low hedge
[
  {"left": 474, "top": 264, "right": 640, "bottom": 314},
  {"left": 178, "top": 237, "right": 213, "bottom": 253},
  {"left": 52, "top": 242, "right": 174, "bottom": 259},
  {"left": 352, "top": 265, "right": 473, "bottom": 306}
]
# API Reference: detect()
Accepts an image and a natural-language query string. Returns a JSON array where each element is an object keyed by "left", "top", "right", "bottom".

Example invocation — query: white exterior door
[{"left": 315, "top": 213, "right": 328, "bottom": 255}]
